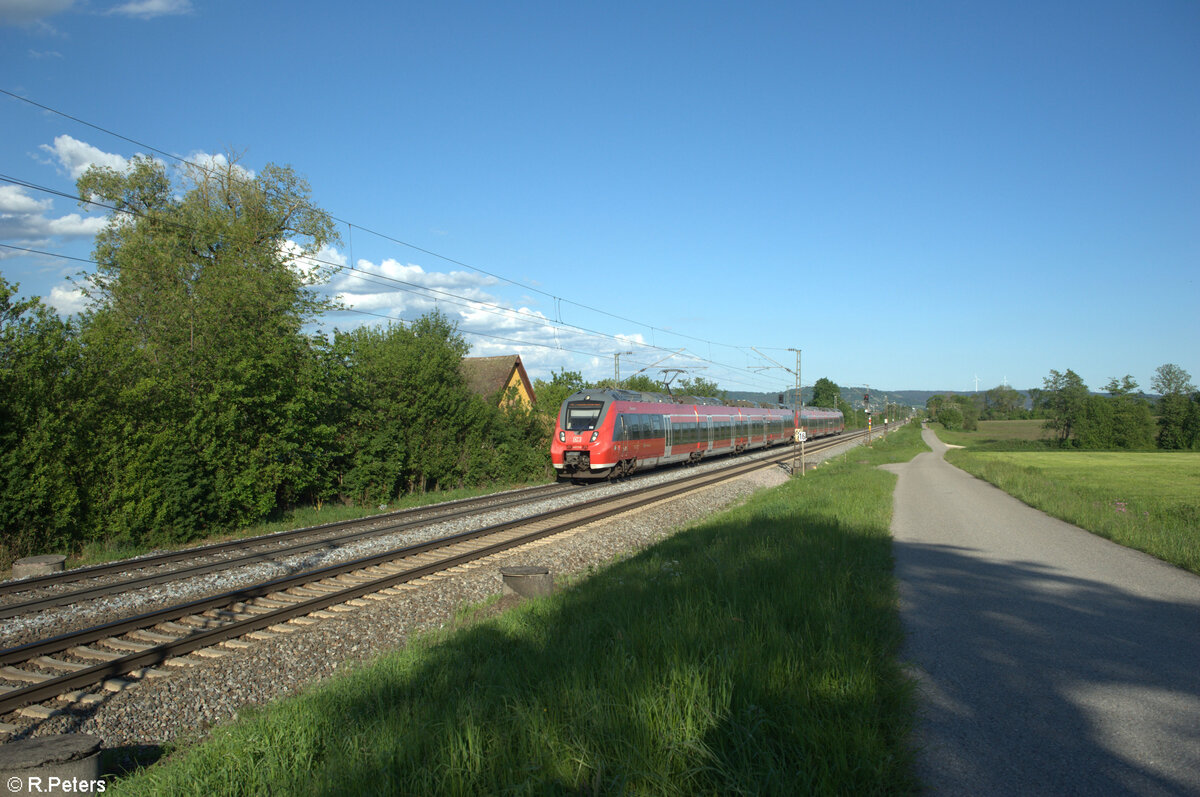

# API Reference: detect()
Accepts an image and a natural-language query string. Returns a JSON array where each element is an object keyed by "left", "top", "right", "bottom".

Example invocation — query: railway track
[
  {"left": 0, "top": 430, "right": 870, "bottom": 725},
  {"left": 0, "top": 481, "right": 576, "bottom": 620}
]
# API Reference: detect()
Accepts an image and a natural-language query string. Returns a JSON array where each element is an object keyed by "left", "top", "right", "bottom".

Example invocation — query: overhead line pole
[
  {"left": 788, "top": 348, "right": 804, "bottom": 476},
  {"left": 752, "top": 346, "right": 806, "bottom": 476},
  {"left": 614, "top": 351, "right": 633, "bottom": 386}
]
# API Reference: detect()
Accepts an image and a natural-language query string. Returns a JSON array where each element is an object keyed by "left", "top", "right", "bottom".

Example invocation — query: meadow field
[{"left": 934, "top": 419, "right": 1053, "bottom": 449}]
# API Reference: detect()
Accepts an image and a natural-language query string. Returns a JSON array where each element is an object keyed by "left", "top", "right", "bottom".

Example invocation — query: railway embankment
[{"left": 99, "top": 424, "right": 923, "bottom": 794}]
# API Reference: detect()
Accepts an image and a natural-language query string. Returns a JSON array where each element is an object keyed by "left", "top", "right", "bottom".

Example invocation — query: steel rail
[
  {"left": 0, "top": 429, "right": 872, "bottom": 715},
  {"left": 0, "top": 483, "right": 578, "bottom": 618},
  {"left": 0, "top": 482, "right": 571, "bottom": 597}
]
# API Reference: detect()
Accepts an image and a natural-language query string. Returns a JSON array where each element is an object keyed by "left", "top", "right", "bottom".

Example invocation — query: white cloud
[
  {"left": 317, "top": 254, "right": 663, "bottom": 384},
  {"left": 332, "top": 258, "right": 497, "bottom": 299},
  {"left": 0, "top": 0, "right": 74, "bottom": 25},
  {"left": 107, "top": 0, "right": 191, "bottom": 19},
  {"left": 0, "top": 184, "right": 52, "bottom": 214},
  {"left": 46, "top": 283, "right": 86, "bottom": 315},
  {"left": 44, "top": 212, "right": 106, "bottom": 237},
  {"left": 331, "top": 257, "right": 560, "bottom": 344},
  {"left": 0, "top": 176, "right": 105, "bottom": 254},
  {"left": 39, "top": 134, "right": 130, "bottom": 179}
]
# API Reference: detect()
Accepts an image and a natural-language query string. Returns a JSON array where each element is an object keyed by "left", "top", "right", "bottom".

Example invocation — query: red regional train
[{"left": 551, "top": 389, "right": 844, "bottom": 481}]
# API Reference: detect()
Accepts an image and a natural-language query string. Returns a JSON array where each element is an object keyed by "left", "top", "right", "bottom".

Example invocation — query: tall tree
[
  {"left": 1074, "top": 376, "right": 1155, "bottom": 449},
  {"left": 811, "top": 377, "right": 841, "bottom": 409},
  {"left": 77, "top": 154, "right": 339, "bottom": 542},
  {"left": 1184, "top": 395, "right": 1200, "bottom": 450},
  {"left": 1042, "top": 369, "right": 1089, "bottom": 445},
  {"left": 983, "top": 384, "right": 1025, "bottom": 419},
  {"left": 333, "top": 314, "right": 473, "bottom": 500},
  {"left": 949, "top": 394, "right": 980, "bottom": 431},
  {"left": 1152, "top": 363, "right": 1197, "bottom": 449},
  {"left": 0, "top": 276, "right": 88, "bottom": 562},
  {"left": 1152, "top": 364, "right": 1195, "bottom": 397},
  {"left": 677, "top": 376, "right": 724, "bottom": 399},
  {"left": 1026, "top": 387, "right": 1045, "bottom": 416},
  {"left": 621, "top": 374, "right": 664, "bottom": 393}
]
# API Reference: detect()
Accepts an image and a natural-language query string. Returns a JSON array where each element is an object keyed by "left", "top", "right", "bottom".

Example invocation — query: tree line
[
  {"left": 925, "top": 365, "right": 1200, "bottom": 450},
  {"left": 1, "top": 157, "right": 547, "bottom": 566},
  {"left": 4, "top": 154, "right": 827, "bottom": 566}
]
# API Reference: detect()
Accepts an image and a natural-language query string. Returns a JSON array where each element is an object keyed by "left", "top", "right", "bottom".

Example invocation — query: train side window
[{"left": 651, "top": 415, "right": 664, "bottom": 438}]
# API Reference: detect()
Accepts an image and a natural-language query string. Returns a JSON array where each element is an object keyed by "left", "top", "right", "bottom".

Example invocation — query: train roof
[
  {"left": 565, "top": 389, "right": 841, "bottom": 414},
  {"left": 567, "top": 389, "right": 722, "bottom": 405}
]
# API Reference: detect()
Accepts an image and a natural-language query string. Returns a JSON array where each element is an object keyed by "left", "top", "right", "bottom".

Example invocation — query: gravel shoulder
[{"left": 886, "top": 428, "right": 1200, "bottom": 796}]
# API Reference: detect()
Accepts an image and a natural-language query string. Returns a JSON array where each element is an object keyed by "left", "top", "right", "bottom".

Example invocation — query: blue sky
[{"left": 2, "top": 0, "right": 1197, "bottom": 395}]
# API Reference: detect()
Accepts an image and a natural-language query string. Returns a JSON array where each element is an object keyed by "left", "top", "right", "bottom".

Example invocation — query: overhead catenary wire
[
  {"left": 0, "top": 173, "right": 785, "bottom": 391},
  {"left": 0, "top": 242, "right": 612, "bottom": 361},
  {"left": 2, "top": 88, "right": 741, "bottom": 350},
  {"left": 0, "top": 241, "right": 775, "bottom": 392},
  {"left": 0, "top": 88, "right": 794, "bottom": 389}
]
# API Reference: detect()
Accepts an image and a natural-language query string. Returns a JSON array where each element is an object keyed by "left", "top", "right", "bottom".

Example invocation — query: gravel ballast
[{"left": 9, "top": 437, "right": 871, "bottom": 749}]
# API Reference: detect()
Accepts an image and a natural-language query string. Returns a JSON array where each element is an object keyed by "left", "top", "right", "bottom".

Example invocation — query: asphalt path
[{"left": 885, "top": 428, "right": 1200, "bottom": 796}]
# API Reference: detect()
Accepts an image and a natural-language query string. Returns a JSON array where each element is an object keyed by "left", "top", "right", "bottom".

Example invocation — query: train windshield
[{"left": 564, "top": 401, "right": 604, "bottom": 431}]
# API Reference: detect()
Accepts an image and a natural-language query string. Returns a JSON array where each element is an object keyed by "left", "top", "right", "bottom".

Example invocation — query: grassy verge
[
  {"left": 944, "top": 448, "right": 1200, "bottom": 576},
  {"left": 109, "top": 425, "right": 926, "bottom": 795},
  {"left": 63, "top": 481, "right": 550, "bottom": 570}
]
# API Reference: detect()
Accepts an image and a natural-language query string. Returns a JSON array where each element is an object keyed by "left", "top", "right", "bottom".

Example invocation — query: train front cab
[{"left": 554, "top": 395, "right": 614, "bottom": 480}]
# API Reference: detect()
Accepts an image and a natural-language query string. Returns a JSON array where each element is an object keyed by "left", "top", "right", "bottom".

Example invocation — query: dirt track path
[{"left": 885, "top": 429, "right": 1200, "bottom": 796}]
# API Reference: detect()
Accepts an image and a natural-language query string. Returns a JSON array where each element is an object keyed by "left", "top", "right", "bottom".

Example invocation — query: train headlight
[
  {"left": 558, "top": 430, "right": 565, "bottom": 443},
  {"left": 590, "top": 431, "right": 599, "bottom": 443}
]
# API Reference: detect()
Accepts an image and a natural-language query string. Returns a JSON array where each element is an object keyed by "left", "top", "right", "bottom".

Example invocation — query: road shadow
[{"left": 894, "top": 539, "right": 1200, "bottom": 796}]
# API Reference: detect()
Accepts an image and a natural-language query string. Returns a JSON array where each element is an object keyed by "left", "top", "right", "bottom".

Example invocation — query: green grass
[
  {"left": 66, "top": 481, "right": 549, "bottom": 570},
  {"left": 108, "top": 424, "right": 927, "bottom": 796},
  {"left": 945, "top": 449, "right": 1200, "bottom": 575},
  {"left": 934, "top": 419, "right": 1054, "bottom": 450}
]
